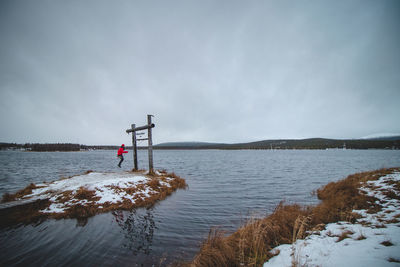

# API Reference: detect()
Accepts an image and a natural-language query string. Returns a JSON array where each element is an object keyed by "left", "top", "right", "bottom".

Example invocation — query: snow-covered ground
[
  {"left": 17, "top": 171, "right": 174, "bottom": 214},
  {"left": 264, "top": 172, "right": 400, "bottom": 267}
]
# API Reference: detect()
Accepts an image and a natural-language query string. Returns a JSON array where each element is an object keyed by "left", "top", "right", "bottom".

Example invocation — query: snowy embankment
[
  {"left": 1, "top": 170, "right": 186, "bottom": 221},
  {"left": 264, "top": 172, "right": 400, "bottom": 267}
]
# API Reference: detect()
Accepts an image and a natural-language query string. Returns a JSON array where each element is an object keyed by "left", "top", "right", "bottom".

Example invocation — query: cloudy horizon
[{"left": 1, "top": 0, "right": 399, "bottom": 145}]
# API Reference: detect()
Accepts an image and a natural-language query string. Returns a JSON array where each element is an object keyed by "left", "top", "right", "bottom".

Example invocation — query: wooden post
[
  {"left": 131, "top": 124, "right": 138, "bottom": 170},
  {"left": 147, "top": 115, "right": 154, "bottom": 173}
]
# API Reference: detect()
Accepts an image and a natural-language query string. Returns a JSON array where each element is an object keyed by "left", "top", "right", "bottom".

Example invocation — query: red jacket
[{"left": 117, "top": 147, "right": 128, "bottom": 156}]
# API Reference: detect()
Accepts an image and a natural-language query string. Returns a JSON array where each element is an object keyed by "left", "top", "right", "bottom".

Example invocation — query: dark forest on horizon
[{"left": 1, "top": 136, "right": 400, "bottom": 151}]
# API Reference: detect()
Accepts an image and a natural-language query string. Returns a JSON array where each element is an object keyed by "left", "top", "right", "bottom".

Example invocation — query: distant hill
[
  {"left": 361, "top": 135, "right": 400, "bottom": 141},
  {"left": 2, "top": 137, "right": 399, "bottom": 151},
  {"left": 154, "top": 137, "right": 400, "bottom": 150},
  {"left": 155, "top": 141, "right": 224, "bottom": 149}
]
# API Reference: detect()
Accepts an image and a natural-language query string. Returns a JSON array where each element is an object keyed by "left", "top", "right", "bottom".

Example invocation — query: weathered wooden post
[
  {"left": 147, "top": 115, "right": 154, "bottom": 173},
  {"left": 131, "top": 124, "right": 138, "bottom": 170}
]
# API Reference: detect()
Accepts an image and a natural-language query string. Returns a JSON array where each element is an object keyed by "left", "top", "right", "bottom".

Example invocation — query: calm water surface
[{"left": 1, "top": 149, "right": 400, "bottom": 266}]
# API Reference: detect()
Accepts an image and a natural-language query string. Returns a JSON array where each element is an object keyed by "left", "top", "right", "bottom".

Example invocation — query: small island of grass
[{"left": 0, "top": 170, "right": 187, "bottom": 227}]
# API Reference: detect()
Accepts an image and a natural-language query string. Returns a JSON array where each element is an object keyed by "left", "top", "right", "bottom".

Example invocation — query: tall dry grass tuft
[
  {"left": 188, "top": 167, "right": 400, "bottom": 267},
  {"left": 189, "top": 203, "right": 309, "bottom": 267},
  {"left": 167, "top": 173, "right": 188, "bottom": 190},
  {"left": 292, "top": 215, "right": 312, "bottom": 243},
  {"left": 236, "top": 216, "right": 271, "bottom": 266},
  {"left": 290, "top": 215, "right": 312, "bottom": 267},
  {"left": 192, "top": 228, "right": 237, "bottom": 267}
]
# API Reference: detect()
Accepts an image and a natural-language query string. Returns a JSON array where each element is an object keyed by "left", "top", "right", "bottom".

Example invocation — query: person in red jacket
[{"left": 117, "top": 144, "right": 128, "bottom": 168}]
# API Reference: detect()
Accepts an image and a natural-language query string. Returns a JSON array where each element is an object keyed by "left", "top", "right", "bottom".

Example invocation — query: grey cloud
[{"left": 1, "top": 0, "right": 399, "bottom": 144}]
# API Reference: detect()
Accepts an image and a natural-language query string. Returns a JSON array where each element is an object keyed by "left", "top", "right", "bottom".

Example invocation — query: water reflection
[
  {"left": 75, "top": 217, "right": 88, "bottom": 227},
  {"left": 112, "top": 208, "right": 156, "bottom": 255}
]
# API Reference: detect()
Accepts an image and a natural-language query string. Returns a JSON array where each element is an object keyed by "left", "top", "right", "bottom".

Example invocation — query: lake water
[{"left": 1, "top": 149, "right": 400, "bottom": 266}]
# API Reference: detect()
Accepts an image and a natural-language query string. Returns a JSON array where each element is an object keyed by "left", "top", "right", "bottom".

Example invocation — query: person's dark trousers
[{"left": 118, "top": 155, "right": 124, "bottom": 167}]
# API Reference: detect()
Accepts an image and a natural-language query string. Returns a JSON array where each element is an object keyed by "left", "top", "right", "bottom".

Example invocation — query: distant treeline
[
  {"left": 1, "top": 137, "right": 400, "bottom": 151},
  {"left": 0, "top": 143, "right": 133, "bottom": 151},
  {"left": 30, "top": 143, "right": 81, "bottom": 151},
  {"left": 80, "top": 145, "right": 120, "bottom": 150},
  {"left": 0, "top": 143, "right": 134, "bottom": 151},
  {"left": 0, "top": 143, "right": 81, "bottom": 151},
  {"left": 0, "top": 143, "right": 116, "bottom": 151}
]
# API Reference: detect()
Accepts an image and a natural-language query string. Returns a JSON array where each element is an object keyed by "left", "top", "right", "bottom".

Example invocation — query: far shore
[{"left": 1, "top": 136, "right": 400, "bottom": 151}]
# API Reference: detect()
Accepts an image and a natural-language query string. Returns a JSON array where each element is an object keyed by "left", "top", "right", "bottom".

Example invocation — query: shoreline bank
[{"left": 188, "top": 167, "right": 400, "bottom": 267}]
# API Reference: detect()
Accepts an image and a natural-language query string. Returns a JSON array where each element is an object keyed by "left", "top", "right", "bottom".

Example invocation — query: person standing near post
[{"left": 117, "top": 144, "right": 128, "bottom": 168}]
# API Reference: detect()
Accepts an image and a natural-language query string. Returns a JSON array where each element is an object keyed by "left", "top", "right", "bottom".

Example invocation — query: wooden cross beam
[{"left": 126, "top": 123, "right": 155, "bottom": 133}]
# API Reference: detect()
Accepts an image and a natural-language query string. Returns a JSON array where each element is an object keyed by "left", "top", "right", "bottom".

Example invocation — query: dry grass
[
  {"left": 55, "top": 190, "right": 73, "bottom": 203},
  {"left": 1, "top": 183, "right": 38, "bottom": 203},
  {"left": 291, "top": 215, "right": 312, "bottom": 267},
  {"left": 188, "top": 203, "right": 309, "bottom": 267},
  {"left": 186, "top": 167, "right": 400, "bottom": 267},
  {"left": 311, "top": 168, "right": 393, "bottom": 224},
  {"left": 292, "top": 215, "right": 312, "bottom": 242},
  {"left": 380, "top": 240, "right": 393, "bottom": 246},
  {"left": 356, "top": 233, "right": 367, "bottom": 240},
  {"left": 384, "top": 179, "right": 400, "bottom": 190},
  {"left": 382, "top": 189, "right": 400, "bottom": 200},
  {"left": 147, "top": 179, "right": 161, "bottom": 191},
  {"left": 191, "top": 228, "right": 237, "bottom": 267},
  {"left": 130, "top": 168, "right": 146, "bottom": 173},
  {"left": 386, "top": 218, "right": 400, "bottom": 224},
  {"left": 74, "top": 186, "right": 100, "bottom": 201},
  {"left": 336, "top": 230, "right": 354, "bottom": 242}
]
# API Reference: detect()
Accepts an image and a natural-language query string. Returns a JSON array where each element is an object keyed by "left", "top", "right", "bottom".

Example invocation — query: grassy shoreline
[
  {"left": 0, "top": 170, "right": 187, "bottom": 228},
  {"left": 187, "top": 167, "right": 400, "bottom": 267}
]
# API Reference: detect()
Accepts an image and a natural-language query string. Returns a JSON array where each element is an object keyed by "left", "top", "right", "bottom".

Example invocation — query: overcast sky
[{"left": 1, "top": 0, "right": 399, "bottom": 145}]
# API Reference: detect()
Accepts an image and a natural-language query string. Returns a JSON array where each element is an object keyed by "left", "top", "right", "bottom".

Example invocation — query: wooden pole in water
[
  {"left": 131, "top": 124, "right": 138, "bottom": 170},
  {"left": 147, "top": 115, "right": 154, "bottom": 173}
]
